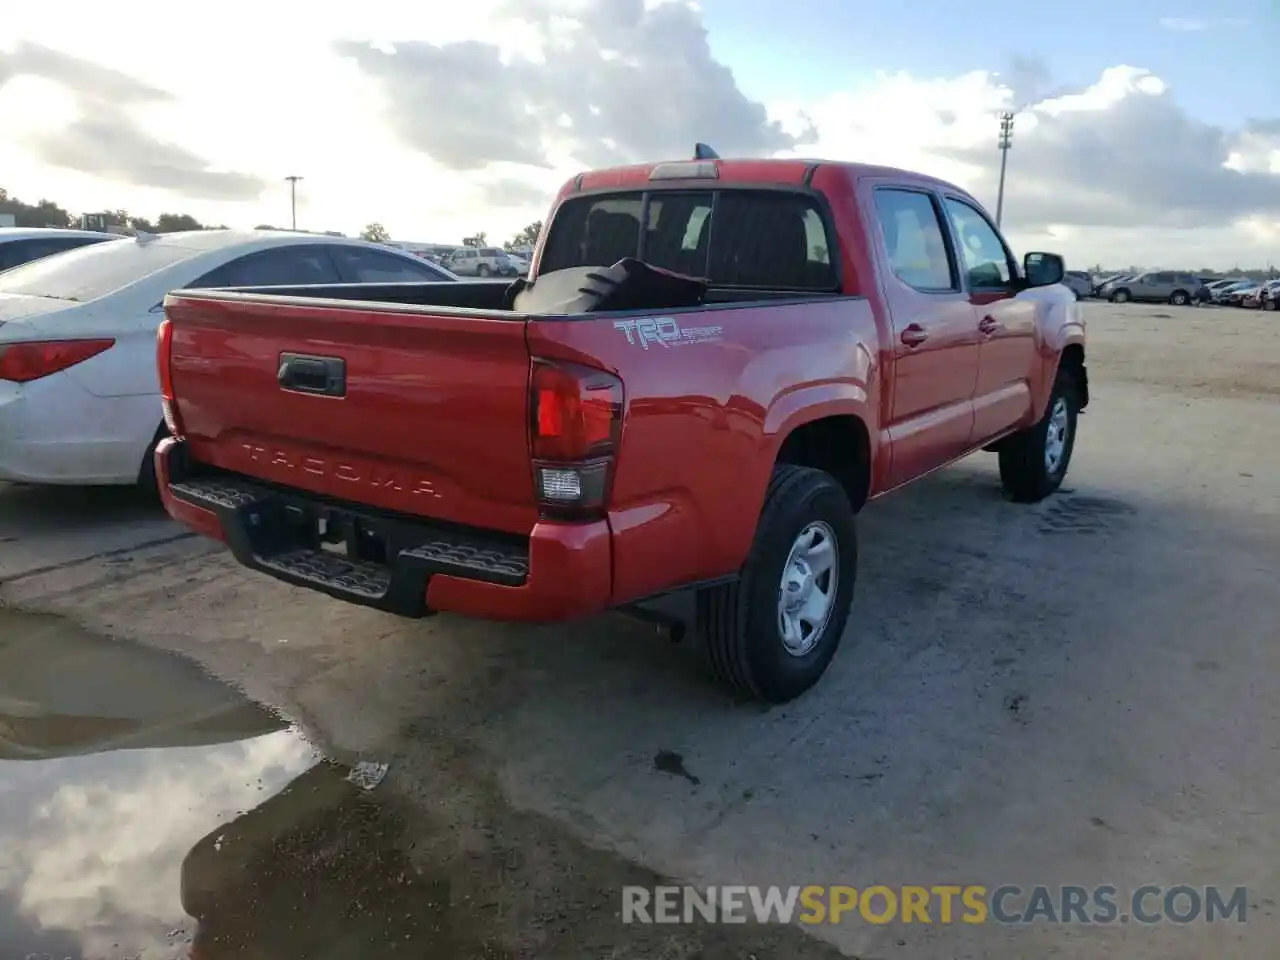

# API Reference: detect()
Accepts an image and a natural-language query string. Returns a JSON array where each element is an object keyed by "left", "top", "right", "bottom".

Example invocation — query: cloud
[
  {"left": 937, "top": 66, "right": 1280, "bottom": 230},
  {"left": 335, "top": 0, "right": 800, "bottom": 172},
  {"left": 0, "top": 40, "right": 170, "bottom": 106},
  {"left": 0, "top": 41, "right": 268, "bottom": 202},
  {"left": 1, "top": 730, "right": 316, "bottom": 958},
  {"left": 35, "top": 115, "right": 269, "bottom": 201},
  {"left": 1160, "top": 16, "right": 1208, "bottom": 31},
  {"left": 478, "top": 177, "right": 555, "bottom": 208},
  {"left": 1159, "top": 16, "right": 1249, "bottom": 31},
  {"left": 3, "top": 9, "right": 1279, "bottom": 266},
  {"left": 790, "top": 59, "right": 1280, "bottom": 261}
]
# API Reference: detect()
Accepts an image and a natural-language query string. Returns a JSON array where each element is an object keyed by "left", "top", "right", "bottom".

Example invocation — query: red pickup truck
[{"left": 156, "top": 152, "right": 1087, "bottom": 703}]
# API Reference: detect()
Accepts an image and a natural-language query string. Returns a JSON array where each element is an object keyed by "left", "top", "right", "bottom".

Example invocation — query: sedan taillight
[{"left": 0, "top": 339, "right": 114, "bottom": 383}]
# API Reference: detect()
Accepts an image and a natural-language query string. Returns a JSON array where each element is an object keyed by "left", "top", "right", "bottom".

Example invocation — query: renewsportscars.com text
[{"left": 622, "top": 884, "right": 1250, "bottom": 926}]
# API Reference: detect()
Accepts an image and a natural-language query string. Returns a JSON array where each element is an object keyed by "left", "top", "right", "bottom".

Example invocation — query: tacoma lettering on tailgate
[{"left": 240, "top": 443, "right": 443, "bottom": 498}]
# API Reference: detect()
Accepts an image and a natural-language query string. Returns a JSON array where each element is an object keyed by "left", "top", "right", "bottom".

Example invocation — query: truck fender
[
  {"left": 756, "top": 382, "right": 879, "bottom": 514},
  {"left": 764, "top": 383, "right": 874, "bottom": 444},
  {"left": 1030, "top": 294, "right": 1086, "bottom": 418}
]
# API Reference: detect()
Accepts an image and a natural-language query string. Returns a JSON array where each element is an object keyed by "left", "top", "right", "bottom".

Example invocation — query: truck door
[
  {"left": 870, "top": 186, "right": 980, "bottom": 488},
  {"left": 939, "top": 195, "right": 1038, "bottom": 445}
]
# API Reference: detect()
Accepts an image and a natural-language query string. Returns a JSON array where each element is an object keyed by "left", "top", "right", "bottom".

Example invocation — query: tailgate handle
[{"left": 278, "top": 353, "right": 346, "bottom": 397}]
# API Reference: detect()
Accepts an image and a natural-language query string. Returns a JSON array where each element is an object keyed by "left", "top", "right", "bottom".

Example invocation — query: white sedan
[
  {"left": 0, "top": 227, "right": 121, "bottom": 271},
  {"left": 0, "top": 230, "right": 458, "bottom": 487}
]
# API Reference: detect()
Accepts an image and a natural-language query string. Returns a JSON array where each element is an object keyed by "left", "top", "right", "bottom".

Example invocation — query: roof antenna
[{"left": 693, "top": 142, "right": 720, "bottom": 160}]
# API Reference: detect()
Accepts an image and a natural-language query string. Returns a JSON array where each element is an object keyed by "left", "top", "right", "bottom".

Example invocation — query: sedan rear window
[
  {"left": 540, "top": 189, "right": 838, "bottom": 290},
  {"left": 0, "top": 238, "right": 195, "bottom": 302}
]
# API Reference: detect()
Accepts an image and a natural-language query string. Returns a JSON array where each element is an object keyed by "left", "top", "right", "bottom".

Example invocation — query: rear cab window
[{"left": 539, "top": 188, "right": 839, "bottom": 290}]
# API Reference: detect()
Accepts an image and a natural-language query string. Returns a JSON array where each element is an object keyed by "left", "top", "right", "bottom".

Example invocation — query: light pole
[
  {"left": 285, "top": 175, "right": 303, "bottom": 230},
  {"left": 995, "top": 112, "right": 1014, "bottom": 228}
]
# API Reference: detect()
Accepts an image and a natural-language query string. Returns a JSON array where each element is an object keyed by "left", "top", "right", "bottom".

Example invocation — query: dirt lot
[{"left": 1, "top": 301, "right": 1277, "bottom": 959}]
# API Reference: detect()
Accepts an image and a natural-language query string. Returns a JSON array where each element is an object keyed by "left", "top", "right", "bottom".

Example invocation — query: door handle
[
  {"left": 978, "top": 315, "right": 1000, "bottom": 335},
  {"left": 278, "top": 353, "right": 346, "bottom": 397},
  {"left": 900, "top": 324, "right": 929, "bottom": 347}
]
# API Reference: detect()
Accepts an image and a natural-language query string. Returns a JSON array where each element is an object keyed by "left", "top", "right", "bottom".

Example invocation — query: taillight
[
  {"left": 0, "top": 339, "right": 114, "bottom": 383},
  {"left": 529, "top": 357, "right": 623, "bottom": 519},
  {"left": 156, "top": 317, "right": 183, "bottom": 436}
]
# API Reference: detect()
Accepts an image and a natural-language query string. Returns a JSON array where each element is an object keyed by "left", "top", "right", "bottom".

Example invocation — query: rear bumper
[
  {"left": 155, "top": 438, "right": 613, "bottom": 623},
  {"left": 0, "top": 377, "right": 155, "bottom": 485}
]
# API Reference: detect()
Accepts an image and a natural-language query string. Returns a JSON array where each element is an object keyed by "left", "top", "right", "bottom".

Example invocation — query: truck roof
[{"left": 571, "top": 157, "right": 964, "bottom": 195}]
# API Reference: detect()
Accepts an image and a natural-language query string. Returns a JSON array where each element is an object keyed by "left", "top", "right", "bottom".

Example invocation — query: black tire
[
  {"left": 137, "top": 424, "right": 167, "bottom": 498},
  {"left": 1110, "top": 288, "right": 1130, "bottom": 303},
  {"left": 477, "top": 264, "right": 491, "bottom": 277},
  {"left": 1263, "top": 298, "right": 1277, "bottom": 312},
  {"left": 998, "top": 370, "right": 1080, "bottom": 503},
  {"left": 695, "top": 465, "right": 858, "bottom": 703},
  {"left": 1170, "top": 290, "right": 1190, "bottom": 306}
]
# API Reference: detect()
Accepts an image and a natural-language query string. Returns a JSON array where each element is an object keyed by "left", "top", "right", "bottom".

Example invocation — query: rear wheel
[
  {"left": 477, "top": 263, "right": 491, "bottom": 277},
  {"left": 1263, "top": 298, "right": 1277, "bottom": 312},
  {"left": 997, "top": 370, "right": 1079, "bottom": 503},
  {"left": 1170, "top": 290, "right": 1190, "bottom": 306},
  {"left": 137, "top": 424, "right": 167, "bottom": 498},
  {"left": 695, "top": 465, "right": 858, "bottom": 703}
]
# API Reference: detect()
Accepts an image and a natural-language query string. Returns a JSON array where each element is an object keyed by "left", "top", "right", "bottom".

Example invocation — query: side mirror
[{"left": 1023, "top": 252, "right": 1065, "bottom": 288}]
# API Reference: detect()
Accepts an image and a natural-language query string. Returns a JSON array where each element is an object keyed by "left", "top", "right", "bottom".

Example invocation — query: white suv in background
[{"left": 445, "top": 247, "right": 524, "bottom": 277}]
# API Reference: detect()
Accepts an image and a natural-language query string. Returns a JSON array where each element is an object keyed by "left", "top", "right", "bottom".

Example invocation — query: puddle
[
  {"left": 0, "top": 609, "right": 848, "bottom": 959},
  {"left": 0, "top": 609, "right": 317, "bottom": 959}
]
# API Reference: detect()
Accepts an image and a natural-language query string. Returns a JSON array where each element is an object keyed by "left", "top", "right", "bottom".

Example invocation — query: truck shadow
[
  {"left": 0, "top": 482, "right": 165, "bottom": 531},
  {"left": 398, "top": 460, "right": 1154, "bottom": 722}
]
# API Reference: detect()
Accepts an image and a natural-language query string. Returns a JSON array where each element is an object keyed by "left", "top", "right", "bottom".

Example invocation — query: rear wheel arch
[
  {"left": 137, "top": 421, "right": 169, "bottom": 495},
  {"left": 773, "top": 414, "right": 872, "bottom": 513}
]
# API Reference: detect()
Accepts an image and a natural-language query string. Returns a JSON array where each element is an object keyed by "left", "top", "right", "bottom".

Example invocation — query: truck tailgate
[{"left": 165, "top": 294, "right": 537, "bottom": 535}]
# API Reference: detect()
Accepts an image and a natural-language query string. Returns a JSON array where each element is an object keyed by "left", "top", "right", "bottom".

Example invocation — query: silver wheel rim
[
  {"left": 777, "top": 521, "right": 839, "bottom": 657},
  {"left": 1044, "top": 397, "right": 1070, "bottom": 475}
]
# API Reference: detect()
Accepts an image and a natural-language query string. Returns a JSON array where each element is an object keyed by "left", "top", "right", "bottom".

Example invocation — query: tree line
[
  {"left": 0, "top": 187, "right": 226, "bottom": 233},
  {"left": 359, "top": 221, "right": 543, "bottom": 251},
  {"left": 1, "top": 187, "right": 547, "bottom": 250},
  {"left": 24, "top": 185, "right": 1264, "bottom": 278}
]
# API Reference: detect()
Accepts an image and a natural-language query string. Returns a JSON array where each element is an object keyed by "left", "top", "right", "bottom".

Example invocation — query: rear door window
[
  {"left": 872, "top": 189, "right": 957, "bottom": 292},
  {"left": 540, "top": 189, "right": 836, "bottom": 289},
  {"left": 331, "top": 246, "right": 452, "bottom": 282},
  {"left": 192, "top": 245, "right": 343, "bottom": 287}
]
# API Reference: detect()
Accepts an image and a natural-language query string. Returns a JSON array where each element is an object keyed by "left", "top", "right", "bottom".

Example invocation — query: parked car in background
[
  {"left": 444, "top": 246, "right": 522, "bottom": 277},
  {"left": 1094, "top": 274, "right": 1131, "bottom": 297},
  {"left": 1222, "top": 281, "right": 1260, "bottom": 306},
  {"left": 1209, "top": 280, "right": 1250, "bottom": 304},
  {"left": 1205, "top": 279, "right": 1241, "bottom": 295},
  {"left": 0, "top": 230, "right": 458, "bottom": 489},
  {"left": 0, "top": 227, "right": 120, "bottom": 272},
  {"left": 1259, "top": 280, "right": 1280, "bottom": 311},
  {"left": 1242, "top": 280, "right": 1280, "bottom": 309},
  {"left": 1105, "top": 270, "right": 1206, "bottom": 305},
  {"left": 1063, "top": 270, "right": 1093, "bottom": 299}
]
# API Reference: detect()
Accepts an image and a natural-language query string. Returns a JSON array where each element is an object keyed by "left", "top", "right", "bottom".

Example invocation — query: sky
[{"left": 1, "top": 0, "right": 1277, "bottom": 269}]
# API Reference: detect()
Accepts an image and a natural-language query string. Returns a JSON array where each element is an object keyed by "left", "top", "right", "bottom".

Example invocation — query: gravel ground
[{"left": 1, "top": 300, "right": 1276, "bottom": 959}]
